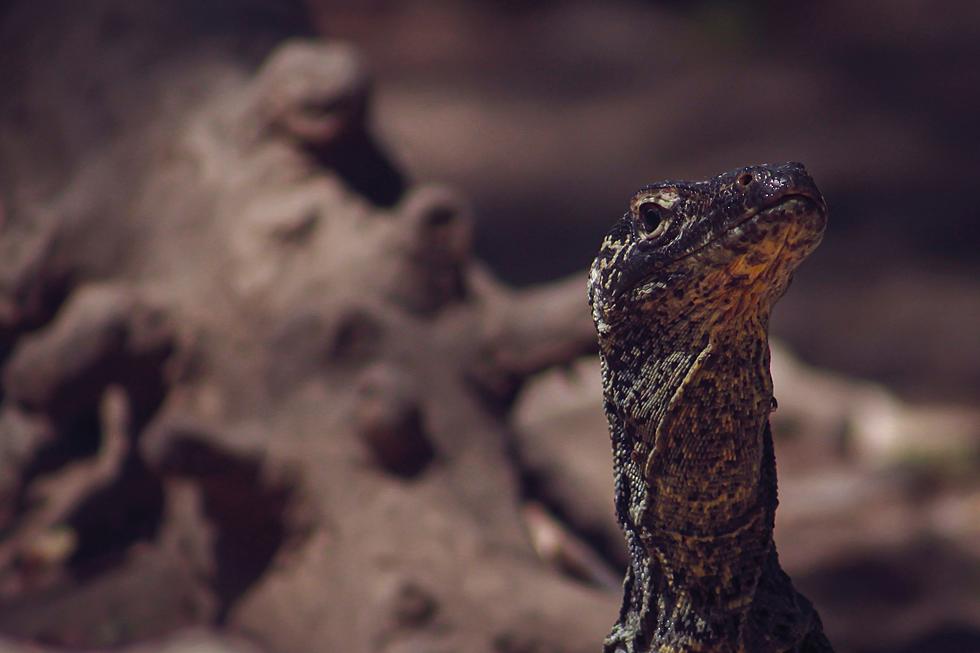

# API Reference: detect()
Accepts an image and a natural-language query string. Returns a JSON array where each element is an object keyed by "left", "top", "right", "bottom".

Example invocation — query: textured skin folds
[{"left": 588, "top": 163, "right": 835, "bottom": 652}]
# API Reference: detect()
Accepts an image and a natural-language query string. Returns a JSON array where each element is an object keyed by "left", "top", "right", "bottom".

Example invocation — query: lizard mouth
[
  {"left": 757, "top": 193, "right": 825, "bottom": 219},
  {"left": 721, "top": 189, "right": 824, "bottom": 234},
  {"left": 747, "top": 193, "right": 827, "bottom": 240},
  {"left": 668, "top": 192, "right": 826, "bottom": 267}
]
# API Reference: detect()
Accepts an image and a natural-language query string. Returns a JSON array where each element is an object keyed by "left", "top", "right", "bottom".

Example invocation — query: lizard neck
[{"left": 599, "top": 315, "right": 779, "bottom": 653}]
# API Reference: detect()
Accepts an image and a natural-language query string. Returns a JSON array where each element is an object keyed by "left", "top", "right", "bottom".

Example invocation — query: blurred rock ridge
[{"left": 0, "top": 3, "right": 978, "bottom": 653}]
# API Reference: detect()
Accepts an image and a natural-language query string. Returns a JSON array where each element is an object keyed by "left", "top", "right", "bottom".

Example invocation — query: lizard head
[{"left": 589, "top": 162, "right": 827, "bottom": 336}]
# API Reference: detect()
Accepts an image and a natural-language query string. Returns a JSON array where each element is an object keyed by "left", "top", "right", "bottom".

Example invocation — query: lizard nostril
[{"left": 737, "top": 173, "right": 754, "bottom": 187}]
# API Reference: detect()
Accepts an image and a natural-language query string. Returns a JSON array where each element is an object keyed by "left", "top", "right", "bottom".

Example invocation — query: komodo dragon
[{"left": 588, "top": 163, "right": 834, "bottom": 652}]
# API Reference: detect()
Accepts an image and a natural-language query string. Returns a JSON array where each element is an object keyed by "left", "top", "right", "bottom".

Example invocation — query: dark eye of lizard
[{"left": 637, "top": 202, "right": 666, "bottom": 237}]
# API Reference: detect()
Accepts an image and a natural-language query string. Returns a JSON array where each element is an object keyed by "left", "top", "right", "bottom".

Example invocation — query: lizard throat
[{"left": 600, "top": 323, "right": 778, "bottom": 652}]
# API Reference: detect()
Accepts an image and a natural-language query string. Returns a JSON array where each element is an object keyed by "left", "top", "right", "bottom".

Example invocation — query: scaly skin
[{"left": 588, "top": 163, "right": 835, "bottom": 653}]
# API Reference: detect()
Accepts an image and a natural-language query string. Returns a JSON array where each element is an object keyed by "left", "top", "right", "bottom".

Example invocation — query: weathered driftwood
[{"left": 0, "top": 3, "right": 611, "bottom": 651}]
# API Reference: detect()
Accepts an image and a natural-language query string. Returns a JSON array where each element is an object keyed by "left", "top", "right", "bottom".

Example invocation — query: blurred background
[
  {"left": 0, "top": 1, "right": 978, "bottom": 652},
  {"left": 332, "top": 0, "right": 980, "bottom": 402}
]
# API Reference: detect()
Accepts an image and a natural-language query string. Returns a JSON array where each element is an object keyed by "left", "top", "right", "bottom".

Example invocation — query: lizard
[{"left": 587, "top": 162, "right": 834, "bottom": 653}]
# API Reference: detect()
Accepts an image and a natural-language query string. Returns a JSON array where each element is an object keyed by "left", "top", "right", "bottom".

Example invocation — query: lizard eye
[{"left": 636, "top": 202, "right": 668, "bottom": 238}]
